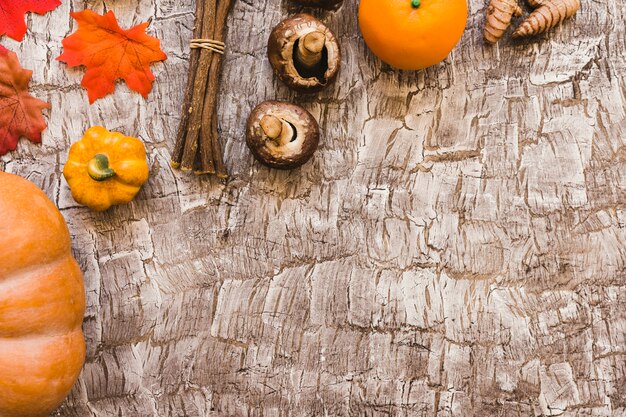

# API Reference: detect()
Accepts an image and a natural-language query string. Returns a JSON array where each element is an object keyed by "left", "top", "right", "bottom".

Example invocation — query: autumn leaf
[
  {"left": 0, "top": 46, "right": 50, "bottom": 156},
  {"left": 57, "top": 10, "right": 167, "bottom": 104},
  {"left": 0, "top": 0, "right": 60, "bottom": 41}
]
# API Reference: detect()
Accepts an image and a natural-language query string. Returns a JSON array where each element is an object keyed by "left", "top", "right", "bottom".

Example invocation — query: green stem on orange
[
  {"left": 411, "top": 0, "right": 421, "bottom": 8},
  {"left": 87, "top": 154, "right": 116, "bottom": 181}
]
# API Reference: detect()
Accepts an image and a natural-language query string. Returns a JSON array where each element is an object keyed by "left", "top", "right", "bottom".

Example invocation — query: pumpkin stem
[
  {"left": 411, "top": 0, "right": 421, "bottom": 8},
  {"left": 87, "top": 154, "right": 116, "bottom": 181}
]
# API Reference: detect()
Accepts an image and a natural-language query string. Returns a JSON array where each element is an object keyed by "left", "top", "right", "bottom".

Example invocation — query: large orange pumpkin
[
  {"left": 358, "top": 0, "right": 468, "bottom": 70},
  {"left": 0, "top": 172, "right": 85, "bottom": 417}
]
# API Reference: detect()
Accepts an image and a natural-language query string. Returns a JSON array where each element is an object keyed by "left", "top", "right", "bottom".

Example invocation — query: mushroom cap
[
  {"left": 246, "top": 101, "right": 320, "bottom": 170},
  {"left": 268, "top": 14, "right": 340, "bottom": 93},
  {"left": 291, "top": 0, "right": 343, "bottom": 9}
]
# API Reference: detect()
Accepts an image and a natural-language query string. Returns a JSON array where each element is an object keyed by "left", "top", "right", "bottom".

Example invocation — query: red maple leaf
[
  {"left": 57, "top": 10, "right": 167, "bottom": 103},
  {"left": 0, "top": 0, "right": 61, "bottom": 41},
  {"left": 0, "top": 46, "right": 50, "bottom": 156}
]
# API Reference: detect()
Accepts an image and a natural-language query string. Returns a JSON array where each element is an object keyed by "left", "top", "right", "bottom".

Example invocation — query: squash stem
[{"left": 87, "top": 154, "right": 116, "bottom": 181}]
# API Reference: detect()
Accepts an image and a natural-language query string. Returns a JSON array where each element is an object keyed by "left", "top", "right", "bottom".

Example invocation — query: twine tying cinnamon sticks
[
  {"left": 171, "top": 0, "right": 234, "bottom": 177},
  {"left": 190, "top": 39, "right": 225, "bottom": 54}
]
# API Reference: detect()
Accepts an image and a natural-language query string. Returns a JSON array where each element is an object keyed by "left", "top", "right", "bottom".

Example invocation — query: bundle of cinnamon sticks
[{"left": 171, "top": 0, "right": 234, "bottom": 177}]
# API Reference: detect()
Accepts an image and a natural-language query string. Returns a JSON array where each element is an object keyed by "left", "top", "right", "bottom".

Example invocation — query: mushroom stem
[
  {"left": 296, "top": 31, "right": 326, "bottom": 68},
  {"left": 260, "top": 115, "right": 294, "bottom": 146}
]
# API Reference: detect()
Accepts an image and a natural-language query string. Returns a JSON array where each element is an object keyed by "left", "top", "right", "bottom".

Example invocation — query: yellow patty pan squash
[{"left": 63, "top": 126, "right": 149, "bottom": 211}]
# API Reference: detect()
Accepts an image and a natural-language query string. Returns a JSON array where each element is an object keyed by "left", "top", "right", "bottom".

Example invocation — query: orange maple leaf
[
  {"left": 0, "top": 46, "right": 50, "bottom": 155},
  {"left": 57, "top": 10, "right": 167, "bottom": 103},
  {"left": 0, "top": 0, "right": 61, "bottom": 42}
]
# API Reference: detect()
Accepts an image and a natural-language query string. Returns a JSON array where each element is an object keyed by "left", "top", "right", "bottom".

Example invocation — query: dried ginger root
[
  {"left": 513, "top": 0, "right": 581, "bottom": 38},
  {"left": 484, "top": 0, "right": 523, "bottom": 44}
]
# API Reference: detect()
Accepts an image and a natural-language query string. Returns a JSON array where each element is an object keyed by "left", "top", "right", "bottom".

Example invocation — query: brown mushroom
[
  {"left": 246, "top": 101, "right": 320, "bottom": 169},
  {"left": 290, "top": 0, "right": 343, "bottom": 10},
  {"left": 268, "top": 14, "right": 340, "bottom": 93}
]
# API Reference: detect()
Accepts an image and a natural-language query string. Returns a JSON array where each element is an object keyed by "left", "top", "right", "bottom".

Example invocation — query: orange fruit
[{"left": 358, "top": 0, "right": 468, "bottom": 70}]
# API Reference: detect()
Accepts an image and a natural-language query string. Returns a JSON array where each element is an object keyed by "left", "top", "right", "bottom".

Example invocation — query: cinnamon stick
[
  {"left": 202, "top": 0, "right": 233, "bottom": 177},
  {"left": 171, "top": 0, "right": 205, "bottom": 167},
  {"left": 180, "top": 0, "right": 217, "bottom": 171},
  {"left": 171, "top": 0, "right": 232, "bottom": 178}
]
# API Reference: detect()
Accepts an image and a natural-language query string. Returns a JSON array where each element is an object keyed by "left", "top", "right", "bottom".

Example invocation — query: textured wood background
[{"left": 1, "top": 0, "right": 625, "bottom": 415}]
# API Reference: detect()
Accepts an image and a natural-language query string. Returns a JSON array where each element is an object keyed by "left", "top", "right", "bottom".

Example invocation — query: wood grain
[{"left": 1, "top": 0, "right": 625, "bottom": 416}]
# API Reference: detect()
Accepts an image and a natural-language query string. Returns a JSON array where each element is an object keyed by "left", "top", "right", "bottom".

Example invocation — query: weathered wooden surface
[{"left": 1, "top": 0, "right": 626, "bottom": 415}]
